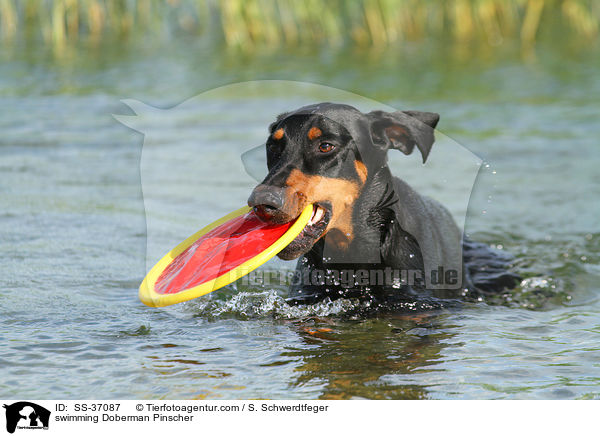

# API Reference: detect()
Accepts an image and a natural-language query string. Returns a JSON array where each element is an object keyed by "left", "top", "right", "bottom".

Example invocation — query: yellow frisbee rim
[{"left": 139, "top": 204, "right": 314, "bottom": 307}]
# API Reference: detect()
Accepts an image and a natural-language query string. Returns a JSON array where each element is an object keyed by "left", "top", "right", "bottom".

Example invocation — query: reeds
[{"left": 0, "top": 0, "right": 598, "bottom": 54}]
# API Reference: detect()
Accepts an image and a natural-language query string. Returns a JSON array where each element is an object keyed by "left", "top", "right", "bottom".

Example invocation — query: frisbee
[{"left": 139, "top": 204, "right": 314, "bottom": 307}]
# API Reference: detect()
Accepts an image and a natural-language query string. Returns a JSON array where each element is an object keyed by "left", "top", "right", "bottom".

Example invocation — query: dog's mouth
[{"left": 277, "top": 202, "right": 332, "bottom": 260}]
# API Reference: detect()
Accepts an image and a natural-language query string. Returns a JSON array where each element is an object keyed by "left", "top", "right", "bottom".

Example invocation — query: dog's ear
[{"left": 367, "top": 110, "right": 440, "bottom": 163}]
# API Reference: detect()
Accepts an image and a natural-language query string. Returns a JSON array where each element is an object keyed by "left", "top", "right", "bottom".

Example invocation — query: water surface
[{"left": 1, "top": 43, "right": 599, "bottom": 399}]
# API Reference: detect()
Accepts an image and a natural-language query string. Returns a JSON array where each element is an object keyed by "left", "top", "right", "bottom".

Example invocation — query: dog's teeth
[
  {"left": 315, "top": 207, "right": 324, "bottom": 222},
  {"left": 309, "top": 206, "right": 324, "bottom": 226},
  {"left": 308, "top": 209, "right": 317, "bottom": 226}
]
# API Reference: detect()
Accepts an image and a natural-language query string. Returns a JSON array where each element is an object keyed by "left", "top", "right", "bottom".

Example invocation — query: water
[{"left": 1, "top": 42, "right": 599, "bottom": 399}]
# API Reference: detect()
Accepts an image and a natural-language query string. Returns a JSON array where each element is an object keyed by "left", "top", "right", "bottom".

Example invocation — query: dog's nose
[{"left": 248, "top": 185, "right": 288, "bottom": 222}]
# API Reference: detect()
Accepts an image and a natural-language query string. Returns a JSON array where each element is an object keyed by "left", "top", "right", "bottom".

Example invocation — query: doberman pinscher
[{"left": 247, "top": 103, "right": 519, "bottom": 306}]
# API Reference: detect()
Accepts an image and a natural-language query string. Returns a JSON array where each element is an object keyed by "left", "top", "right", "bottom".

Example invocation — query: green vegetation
[{"left": 1, "top": 0, "right": 598, "bottom": 55}]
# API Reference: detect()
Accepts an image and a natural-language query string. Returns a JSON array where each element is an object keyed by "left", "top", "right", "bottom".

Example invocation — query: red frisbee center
[{"left": 154, "top": 212, "right": 294, "bottom": 295}]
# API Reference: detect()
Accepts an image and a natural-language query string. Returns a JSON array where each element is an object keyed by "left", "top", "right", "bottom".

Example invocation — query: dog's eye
[{"left": 319, "top": 142, "right": 335, "bottom": 153}]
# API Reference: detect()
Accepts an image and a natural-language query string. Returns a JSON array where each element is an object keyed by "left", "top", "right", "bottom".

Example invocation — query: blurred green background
[
  {"left": 1, "top": 0, "right": 599, "bottom": 54},
  {"left": 1, "top": 0, "right": 599, "bottom": 100}
]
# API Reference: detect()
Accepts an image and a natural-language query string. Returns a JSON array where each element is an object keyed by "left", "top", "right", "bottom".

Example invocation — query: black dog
[{"left": 248, "top": 103, "right": 519, "bottom": 306}]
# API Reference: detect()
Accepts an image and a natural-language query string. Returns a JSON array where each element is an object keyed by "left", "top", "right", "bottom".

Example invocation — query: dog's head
[{"left": 248, "top": 102, "right": 439, "bottom": 260}]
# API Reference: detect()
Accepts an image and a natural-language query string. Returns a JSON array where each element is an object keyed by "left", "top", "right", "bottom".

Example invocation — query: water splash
[{"left": 183, "top": 289, "right": 369, "bottom": 320}]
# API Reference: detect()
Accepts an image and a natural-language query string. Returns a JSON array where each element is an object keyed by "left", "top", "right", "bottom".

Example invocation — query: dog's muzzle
[{"left": 247, "top": 184, "right": 301, "bottom": 224}]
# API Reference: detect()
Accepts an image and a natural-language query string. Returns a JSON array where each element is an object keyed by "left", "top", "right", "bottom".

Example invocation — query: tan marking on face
[
  {"left": 307, "top": 126, "right": 322, "bottom": 141},
  {"left": 354, "top": 160, "right": 368, "bottom": 184},
  {"left": 285, "top": 169, "right": 362, "bottom": 250},
  {"left": 273, "top": 128, "right": 284, "bottom": 140}
]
